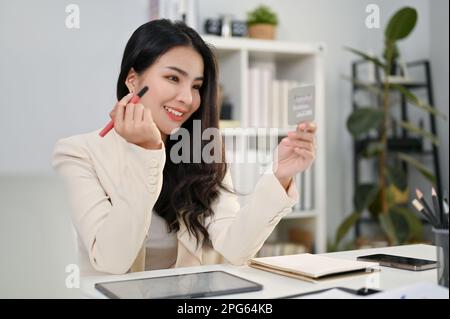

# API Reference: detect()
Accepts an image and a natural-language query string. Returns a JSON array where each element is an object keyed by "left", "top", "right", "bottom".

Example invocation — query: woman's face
[{"left": 126, "top": 46, "right": 204, "bottom": 140}]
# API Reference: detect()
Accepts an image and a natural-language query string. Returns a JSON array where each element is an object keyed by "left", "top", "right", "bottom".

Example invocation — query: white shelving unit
[{"left": 202, "top": 35, "right": 327, "bottom": 254}]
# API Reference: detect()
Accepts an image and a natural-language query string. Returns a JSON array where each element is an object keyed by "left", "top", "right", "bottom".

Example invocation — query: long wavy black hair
[{"left": 116, "top": 19, "right": 230, "bottom": 247}]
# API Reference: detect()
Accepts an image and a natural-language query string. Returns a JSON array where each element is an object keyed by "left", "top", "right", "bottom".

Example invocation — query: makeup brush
[
  {"left": 412, "top": 199, "right": 438, "bottom": 227},
  {"left": 432, "top": 187, "right": 443, "bottom": 228},
  {"left": 415, "top": 189, "right": 439, "bottom": 226},
  {"left": 99, "top": 86, "right": 149, "bottom": 138}
]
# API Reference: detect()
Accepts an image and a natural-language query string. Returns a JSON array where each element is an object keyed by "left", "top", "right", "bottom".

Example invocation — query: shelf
[
  {"left": 355, "top": 137, "right": 424, "bottom": 154},
  {"left": 354, "top": 81, "right": 428, "bottom": 89},
  {"left": 220, "top": 127, "right": 292, "bottom": 136},
  {"left": 206, "top": 35, "right": 327, "bottom": 253},
  {"left": 357, "top": 216, "right": 433, "bottom": 226},
  {"left": 201, "top": 35, "right": 325, "bottom": 55},
  {"left": 283, "top": 210, "right": 317, "bottom": 219}
]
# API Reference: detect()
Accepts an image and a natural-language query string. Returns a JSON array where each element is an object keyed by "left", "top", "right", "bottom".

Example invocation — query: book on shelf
[
  {"left": 246, "top": 66, "right": 301, "bottom": 128},
  {"left": 219, "top": 120, "right": 241, "bottom": 128},
  {"left": 303, "top": 164, "right": 314, "bottom": 210},
  {"left": 293, "top": 173, "right": 302, "bottom": 211},
  {"left": 292, "top": 165, "right": 314, "bottom": 212},
  {"left": 249, "top": 253, "right": 380, "bottom": 283}
]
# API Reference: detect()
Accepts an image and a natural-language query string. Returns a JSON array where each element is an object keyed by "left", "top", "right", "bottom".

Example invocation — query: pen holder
[{"left": 432, "top": 228, "right": 449, "bottom": 288}]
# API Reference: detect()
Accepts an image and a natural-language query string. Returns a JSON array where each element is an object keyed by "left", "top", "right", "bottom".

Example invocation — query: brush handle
[
  {"left": 99, "top": 120, "right": 114, "bottom": 137},
  {"left": 432, "top": 194, "right": 443, "bottom": 227},
  {"left": 99, "top": 95, "right": 142, "bottom": 137}
]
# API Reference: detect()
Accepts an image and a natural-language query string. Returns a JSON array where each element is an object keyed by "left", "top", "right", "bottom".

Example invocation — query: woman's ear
[{"left": 125, "top": 68, "right": 138, "bottom": 94}]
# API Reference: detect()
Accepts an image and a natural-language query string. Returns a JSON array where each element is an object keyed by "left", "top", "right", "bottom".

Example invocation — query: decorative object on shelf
[
  {"left": 204, "top": 18, "right": 222, "bottom": 36},
  {"left": 230, "top": 20, "right": 247, "bottom": 37},
  {"left": 220, "top": 14, "right": 233, "bottom": 37},
  {"left": 204, "top": 17, "right": 247, "bottom": 37},
  {"left": 246, "top": 5, "right": 278, "bottom": 40},
  {"left": 333, "top": 7, "right": 448, "bottom": 251},
  {"left": 149, "top": 0, "right": 199, "bottom": 31}
]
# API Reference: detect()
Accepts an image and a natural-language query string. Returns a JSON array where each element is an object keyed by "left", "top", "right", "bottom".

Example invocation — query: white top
[{"left": 144, "top": 212, "right": 178, "bottom": 270}]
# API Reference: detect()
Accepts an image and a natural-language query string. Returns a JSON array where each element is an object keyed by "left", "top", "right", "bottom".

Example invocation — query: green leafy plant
[
  {"left": 246, "top": 5, "right": 278, "bottom": 26},
  {"left": 333, "top": 7, "right": 447, "bottom": 250}
]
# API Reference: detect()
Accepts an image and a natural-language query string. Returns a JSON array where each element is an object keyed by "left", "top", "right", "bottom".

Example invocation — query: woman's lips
[{"left": 164, "top": 106, "right": 185, "bottom": 122}]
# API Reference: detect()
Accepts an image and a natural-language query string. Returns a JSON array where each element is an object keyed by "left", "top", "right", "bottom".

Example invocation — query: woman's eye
[
  {"left": 167, "top": 76, "right": 179, "bottom": 82},
  {"left": 193, "top": 85, "right": 202, "bottom": 90}
]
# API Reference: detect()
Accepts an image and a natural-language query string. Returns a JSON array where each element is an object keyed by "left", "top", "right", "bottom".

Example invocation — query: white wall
[
  {"left": 430, "top": 0, "right": 449, "bottom": 197},
  {"left": 0, "top": 0, "right": 150, "bottom": 174},
  {"left": 0, "top": 175, "right": 81, "bottom": 298},
  {"left": 0, "top": 0, "right": 448, "bottom": 297}
]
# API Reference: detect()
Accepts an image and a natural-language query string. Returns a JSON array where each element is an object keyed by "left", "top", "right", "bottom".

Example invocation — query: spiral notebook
[{"left": 249, "top": 253, "right": 380, "bottom": 283}]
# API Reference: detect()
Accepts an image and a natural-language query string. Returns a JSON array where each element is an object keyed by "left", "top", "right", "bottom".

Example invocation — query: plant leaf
[
  {"left": 347, "top": 108, "right": 384, "bottom": 137},
  {"left": 335, "top": 211, "right": 361, "bottom": 247},
  {"left": 378, "top": 213, "right": 399, "bottom": 245},
  {"left": 344, "top": 47, "right": 385, "bottom": 68},
  {"left": 385, "top": 7, "right": 418, "bottom": 41},
  {"left": 392, "top": 84, "right": 447, "bottom": 119},
  {"left": 354, "top": 184, "right": 379, "bottom": 212},
  {"left": 341, "top": 75, "right": 384, "bottom": 96},
  {"left": 386, "top": 165, "right": 408, "bottom": 191},
  {"left": 398, "top": 152, "right": 436, "bottom": 185},
  {"left": 399, "top": 121, "right": 439, "bottom": 146},
  {"left": 247, "top": 5, "right": 278, "bottom": 25},
  {"left": 389, "top": 206, "right": 424, "bottom": 243},
  {"left": 362, "top": 142, "right": 384, "bottom": 157},
  {"left": 368, "top": 189, "right": 382, "bottom": 218},
  {"left": 368, "top": 188, "right": 397, "bottom": 218},
  {"left": 383, "top": 42, "right": 397, "bottom": 67},
  {"left": 389, "top": 208, "right": 410, "bottom": 243}
]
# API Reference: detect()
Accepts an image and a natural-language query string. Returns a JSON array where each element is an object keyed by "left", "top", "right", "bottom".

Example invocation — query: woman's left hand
[{"left": 273, "top": 122, "right": 317, "bottom": 189}]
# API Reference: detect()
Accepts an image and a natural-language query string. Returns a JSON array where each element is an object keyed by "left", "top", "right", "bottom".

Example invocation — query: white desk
[{"left": 82, "top": 244, "right": 443, "bottom": 299}]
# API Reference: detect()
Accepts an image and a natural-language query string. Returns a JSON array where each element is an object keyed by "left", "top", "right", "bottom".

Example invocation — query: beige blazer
[{"left": 52, "top": 129, "right": 298, "bottom": 276}]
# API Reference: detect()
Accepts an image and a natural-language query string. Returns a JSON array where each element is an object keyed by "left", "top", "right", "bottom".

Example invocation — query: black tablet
[{"left": 95, "top": 270, "right": 263, "bottom": 299}]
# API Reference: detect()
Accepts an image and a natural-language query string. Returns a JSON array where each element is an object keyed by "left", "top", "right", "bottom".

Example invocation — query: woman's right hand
[{"left": 109, "top": 93, "right": 163, "bottom": 150}]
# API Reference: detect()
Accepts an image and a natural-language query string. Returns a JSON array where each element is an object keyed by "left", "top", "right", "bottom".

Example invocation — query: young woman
[{"left": 52, "top": 19, "right": 317, "bottom": 276}]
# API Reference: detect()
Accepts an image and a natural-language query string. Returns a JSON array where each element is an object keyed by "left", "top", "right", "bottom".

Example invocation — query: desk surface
[{"left": 82, "top": 244, "right": 441, "bottom": 299}]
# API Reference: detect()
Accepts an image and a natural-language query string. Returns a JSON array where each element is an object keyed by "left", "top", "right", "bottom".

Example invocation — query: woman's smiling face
[{"left": 126, "top": 46, "right": 204, "bottom": 140}]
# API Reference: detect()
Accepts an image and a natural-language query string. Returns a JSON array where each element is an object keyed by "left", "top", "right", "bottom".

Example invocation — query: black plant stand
[{"left": 351, "top": 59, "right": 443, "bottom": 238}]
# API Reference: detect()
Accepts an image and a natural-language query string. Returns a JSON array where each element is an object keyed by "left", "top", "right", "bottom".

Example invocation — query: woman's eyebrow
[{"left": 164, "top": 66, "right": 204, "bottom": 81}]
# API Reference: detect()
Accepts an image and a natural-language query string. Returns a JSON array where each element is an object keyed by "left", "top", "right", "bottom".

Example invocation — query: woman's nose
[{"left": 177, "top": 84, "right": 193, "bottom": 106}]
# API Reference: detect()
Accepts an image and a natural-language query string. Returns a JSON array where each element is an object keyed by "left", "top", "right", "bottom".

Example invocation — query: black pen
[
  {"left": 443, "top": 196, "right": 449, "bottom": 229},
  {"left": 412, "top": 199, "right": 439, "bottom": 227},
  {"left": 432, "top": 187, "right": 443, "bottom": 228},
  {"left": 415, "top": 189, "right": 439, "bottom": 226}
]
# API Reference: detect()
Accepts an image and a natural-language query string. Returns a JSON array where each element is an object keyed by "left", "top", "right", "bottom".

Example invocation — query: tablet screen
[{"left": 95, "top": 271, "right": 263, "bottom": 299}]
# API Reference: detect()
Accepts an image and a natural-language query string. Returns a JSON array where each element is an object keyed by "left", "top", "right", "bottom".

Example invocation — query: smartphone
[{"left": 357, "top": 254, "right": 437, "bottom": 271}]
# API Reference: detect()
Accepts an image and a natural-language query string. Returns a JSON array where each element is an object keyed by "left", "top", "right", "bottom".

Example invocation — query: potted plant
[
  {"left": 246, "top": 5, "right": 278, "bottom": 40},
  {"left": 332, "top": 7, "right": 447, "bottom": 251}
]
